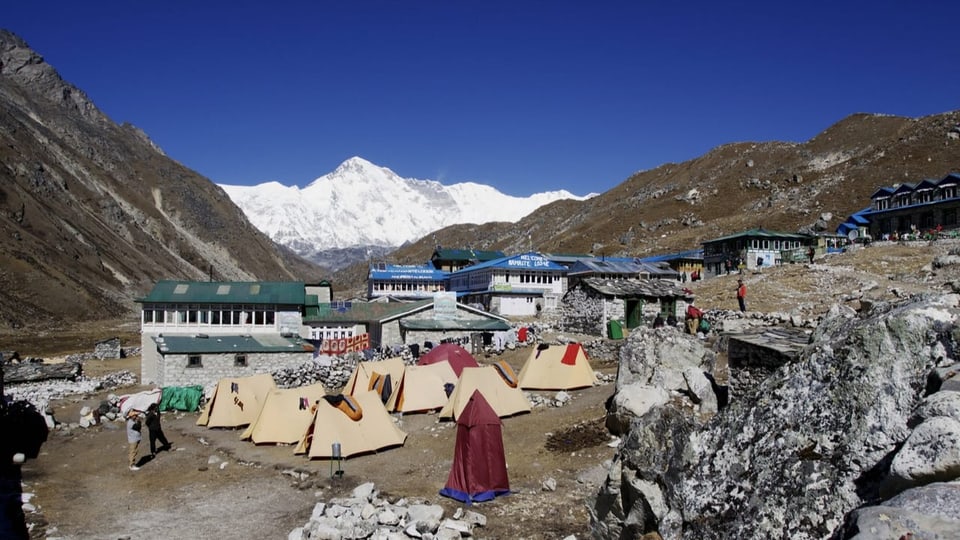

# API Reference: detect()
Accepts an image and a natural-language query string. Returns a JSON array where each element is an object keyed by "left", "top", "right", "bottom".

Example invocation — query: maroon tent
[
  {"left": 417, "top": 343, "right": 479, "bottom": 377},
  {"left": 439, "top": 390, "right": 510, "bottom": 504}
]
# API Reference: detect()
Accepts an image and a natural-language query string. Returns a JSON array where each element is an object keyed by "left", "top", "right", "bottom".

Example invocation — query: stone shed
[
  {"left": 559, "top": 277, "right": 694, "bottom": 335},
  {"left": 151, "top": 334, "right": 314, "bottom": 388}
]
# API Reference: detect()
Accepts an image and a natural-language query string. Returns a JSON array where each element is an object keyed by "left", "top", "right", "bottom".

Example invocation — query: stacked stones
[
  {"left": 705, "top": 308, "right": 817, "bottom": 333},
  {"left": 288, "top": 482, "right": 489, "bottom": 540},
  {"left": 5, "top": 370, "right": 137, "bottom": 429}
]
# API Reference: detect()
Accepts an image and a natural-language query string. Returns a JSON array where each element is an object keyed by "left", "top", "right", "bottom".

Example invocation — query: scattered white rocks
[
  {"left": 5, "top": 370, "right": 138, "bottom": 428},
  {"left": 289, "top": 483, "right": 486, "bottom": 540}
]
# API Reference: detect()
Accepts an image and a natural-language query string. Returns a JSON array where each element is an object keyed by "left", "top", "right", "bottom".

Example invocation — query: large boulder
[
  {"left": 615, "top": 328, "right": 716, "bottom": 395},
  {"left": 592, "top": 294, "right": 960, "bottom": 539}
]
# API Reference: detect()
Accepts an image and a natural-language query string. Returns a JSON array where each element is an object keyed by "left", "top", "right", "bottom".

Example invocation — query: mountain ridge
[
  {"left": 328, "top": 110, "right": 960, "bottom": 295},
  {"left": 219, "top": 155, "right": 595, "bottom": 269},
  {"left": 1, "top": 27, "right": 958, "bottom": 330}
]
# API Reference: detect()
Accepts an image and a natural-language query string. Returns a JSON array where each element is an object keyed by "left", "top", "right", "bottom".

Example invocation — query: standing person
[
  {"left": 736, "top": 279, "right": 747, "bottom": 312},
  {"left": 145, "top": 403, "right": 170, "bottom": 457},
  {"left": 126, "top": 411, "right": 142, "bottom": 471},
  {"left": 807, "top": 246, "right": 816, "bottom": 264}
]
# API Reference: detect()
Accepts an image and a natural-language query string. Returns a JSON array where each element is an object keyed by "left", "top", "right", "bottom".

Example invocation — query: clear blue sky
[{"left": 4, "top": 1, "right": 959, "bottom": 196}]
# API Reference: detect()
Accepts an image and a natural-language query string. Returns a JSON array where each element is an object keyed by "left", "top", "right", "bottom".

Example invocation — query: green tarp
[
  {"left": 160, "top": 385, "right": 204, "bottom": 412},
  {"left": 607, "top": 320, "right": 624, "bottom": 340}
]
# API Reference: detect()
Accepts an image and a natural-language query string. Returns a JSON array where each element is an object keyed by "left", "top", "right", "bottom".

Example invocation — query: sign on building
[{"left": 434, "top": 291, "right": 457, "bottom": 320}]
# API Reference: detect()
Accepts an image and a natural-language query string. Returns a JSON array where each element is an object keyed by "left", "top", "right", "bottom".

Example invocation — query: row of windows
[
  {"left": 142, "top": 304, "right": 278, "bottom": 326},
  {"left": 877, "top": 210, "right": 958, "bottom": 233},
  {"left": 309, "top": 326, "right": 355, "bottom": 340},
  {"left": 874, "top": 186, "right": 958, "bottom": 211},
  {"left": 514, "top": 273, "right": 556, "bottom": 284},
  {"left": 705, "top": 239, "right": 803, "bottom": 256},
  {"left": 370, "top": 281, "right": 445, "bottom": 292},
  {"left": 751, "top": 239, "right": 802, "bottom": 250}
]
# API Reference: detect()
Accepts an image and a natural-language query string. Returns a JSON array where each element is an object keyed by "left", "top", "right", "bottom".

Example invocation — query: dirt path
[{"left": 21, "top": 351, "right": 619, "bottom": 540}]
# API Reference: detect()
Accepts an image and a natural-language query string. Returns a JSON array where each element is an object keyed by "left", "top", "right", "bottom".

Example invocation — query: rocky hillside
[
  {"left": 334, "top": 110, "right": 960, "bottom": 295},
  {"left": 588, "top": 240, "right": 960, "bottom": 538},
  {"left": 0, "top": 30, "right": 325, "bottom": 330}
]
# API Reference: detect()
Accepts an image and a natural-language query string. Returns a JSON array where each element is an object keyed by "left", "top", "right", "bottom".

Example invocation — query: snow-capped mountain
[{"left": 219, "top": 156, "right": 594, "bottom": 269}]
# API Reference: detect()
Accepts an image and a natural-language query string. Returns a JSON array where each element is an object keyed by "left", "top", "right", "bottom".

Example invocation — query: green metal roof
[
  {"left": 703, "top": 228, "right": 812, "bottom": 244},
  {"left": 153, "top": 334, "right": 311, "bottom": 354},
  {"left": 137, "top": 280, "right": 306, "bottom": 305},
  {"left": 399, "top": 318, "right": 511, "bottom": 331},
  {"left": 302, "top": 299, "right": 434, "bottom": 323}
]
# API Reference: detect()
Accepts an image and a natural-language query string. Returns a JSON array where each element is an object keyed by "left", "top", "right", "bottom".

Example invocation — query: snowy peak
[
  {"left": 317, "top": 156, "right": 399, "bottom": 185},
  {"left": 220, "top": 157, "right": 594, "bottom": 266}
]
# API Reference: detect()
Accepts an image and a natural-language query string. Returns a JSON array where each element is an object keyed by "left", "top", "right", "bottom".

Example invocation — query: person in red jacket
[{"left": 736, "top": 279, "right": 747, "bottom": 312}]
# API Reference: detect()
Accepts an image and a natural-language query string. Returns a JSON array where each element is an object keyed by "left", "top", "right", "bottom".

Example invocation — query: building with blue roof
[
  {"left": 860, "top": 173, "right": 960, "bottom": 238},
  {"left": 367, "top": 263, "right": 449, "bottom": 300},
  {"left": 448, "top": 252, "right": 567, "bottom": 317},
  {"left": 637, "top": 249, "right": 704, "bottom": 278}
]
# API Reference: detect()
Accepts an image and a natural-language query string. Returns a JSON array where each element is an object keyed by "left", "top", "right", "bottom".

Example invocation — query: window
[
  {"left": 234, "top": 354, "right": 247, "bottom": 367},
  {"left": 187, "top": 355, "right": 202, "bottom": 368}
]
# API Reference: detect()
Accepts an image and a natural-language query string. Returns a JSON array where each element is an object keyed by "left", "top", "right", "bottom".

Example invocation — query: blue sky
[{"left": 4, "top": 1, "right": 959, "bottom": 196}]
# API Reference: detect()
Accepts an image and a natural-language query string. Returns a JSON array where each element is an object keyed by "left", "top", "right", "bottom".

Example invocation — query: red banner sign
[{"left": 320, "top": 333, "right": 370, "bottom": 354}]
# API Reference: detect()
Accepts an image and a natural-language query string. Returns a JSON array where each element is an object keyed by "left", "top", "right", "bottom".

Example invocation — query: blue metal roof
[
  {"left": 637, "top": 249, "right": 704, "bottom": 263},
  {"left": 449, "top": 252, "right": 566, "bottom": 274}
]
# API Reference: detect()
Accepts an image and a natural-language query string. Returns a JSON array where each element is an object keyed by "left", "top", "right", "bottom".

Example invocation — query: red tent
[
  {"left": 439, "top": 390, "right": 510, "bottom": 504},
  {"left": 417, "top": 343, "right": 479, "bottom": 377}
]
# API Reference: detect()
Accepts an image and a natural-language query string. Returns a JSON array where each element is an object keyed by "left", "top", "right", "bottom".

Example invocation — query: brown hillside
[
  {"left": 333, "top": 111, "right": 960, "bottom": 295},
  {"left": 0, "top": 30, "right": 326, "bottom": 331}
]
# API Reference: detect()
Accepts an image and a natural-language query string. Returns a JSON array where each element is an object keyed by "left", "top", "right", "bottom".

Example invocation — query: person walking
[
  {"left": 144, "top": 403, "right": 170, "bottom": 457},
  {"left": 736, "top": 279, "right": 747, "bottom": 312},
  {"left": 126, "top": 411, "right": 142, "bottom": 471}
]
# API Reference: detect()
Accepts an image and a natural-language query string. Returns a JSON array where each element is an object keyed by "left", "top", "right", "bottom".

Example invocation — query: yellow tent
[
  {"left": 343, "top": 357, "right": 406, "bottom": 406},
  {"left": 439, "top": 366, "right": 531, "bottom": 420},
  {"left": 196, "top": 373, "right": 277, "bottom": 428},
  {"left": 240, "top": 383, "right": 327, "bottom": 444},
  {"left": 295, "top": 390, "right": 408, "bottom": 459},
  {"left": 517, "top": 343, "right": 596, "bottom": 390},
  {"left": 389, "top": 361, "right": 458, "bottom": 413}
]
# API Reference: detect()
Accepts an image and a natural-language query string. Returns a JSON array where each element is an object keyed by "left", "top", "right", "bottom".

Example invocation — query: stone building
[
  {"left": 304, "top": 295, "right": 509, "bottom": 350},
  {"left": 448, "top": 252, "right": 567, "bottom": 317},
  {"left": 559, "top": 277, "right": 694, "bottom": 335},
  {"left": 864, "top": 172, "right": 960, "bottom": 238},
  {"left": 137, "top": 280, "right": 310, "bottom": 385},
  {"left": 151, "top": 334, "right": 312, "bottom": 388}
]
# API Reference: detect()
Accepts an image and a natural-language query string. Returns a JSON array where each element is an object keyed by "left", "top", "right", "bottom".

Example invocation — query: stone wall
[
  {"left": 158, "top": 350, "right": 314, "bottom": 388},
  {"left": 557, "top": 287, "right": 610, "bottom": 335},
  {"left": 93, "top": 337, "right": 122, "bottom": 359}
]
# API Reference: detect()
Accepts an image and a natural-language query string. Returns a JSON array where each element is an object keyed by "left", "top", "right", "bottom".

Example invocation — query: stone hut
[{"left": 559, "top": 277, "right": 694, "bottom": 335}]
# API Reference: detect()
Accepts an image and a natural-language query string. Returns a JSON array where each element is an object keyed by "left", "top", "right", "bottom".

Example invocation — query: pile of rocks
[
  {"left": 525, "top": 390, "right": 574, "bottom": 409},
  {"left": 704, "top": 308, "right": 818, "bottom": 332},
  {"left": 288, "top": 482, "right": 489, "bottom": 540},
  {"left": 5, "top": 370, "right": 138, "bottom": 428},
  {"left": 272, "top": 355, "right": 360, "bottom": 390}
]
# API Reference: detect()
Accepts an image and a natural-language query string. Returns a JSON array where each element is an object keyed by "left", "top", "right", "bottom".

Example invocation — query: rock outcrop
[{"left": 592, "top": 294, "right": 960, "bottom": 539}]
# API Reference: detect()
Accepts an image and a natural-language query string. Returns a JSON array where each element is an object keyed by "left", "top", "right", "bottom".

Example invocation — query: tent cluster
[{"left": 194, "top": 342, "right": 596, "bottom": 503}]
